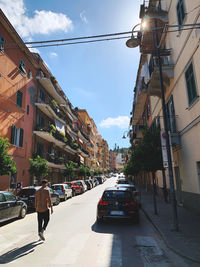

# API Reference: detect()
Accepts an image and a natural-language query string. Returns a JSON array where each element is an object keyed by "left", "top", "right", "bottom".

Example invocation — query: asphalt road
[{"left": 0, "top": 176, "right": 195, "bottom": 266}]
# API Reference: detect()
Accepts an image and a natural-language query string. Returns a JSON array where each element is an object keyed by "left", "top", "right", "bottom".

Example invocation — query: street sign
[{"left": 160, "top": 130, "right": 174, "bottom": 168}]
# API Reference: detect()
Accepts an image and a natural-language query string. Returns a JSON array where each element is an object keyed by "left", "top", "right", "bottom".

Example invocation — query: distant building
[{"left": 109, "top": 151, "right": 116, "bottom": 172}]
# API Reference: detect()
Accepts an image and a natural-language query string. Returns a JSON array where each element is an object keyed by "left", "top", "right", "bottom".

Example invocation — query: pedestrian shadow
[{"left": 0, "top": 240, "right": 43, "bottom": 264}]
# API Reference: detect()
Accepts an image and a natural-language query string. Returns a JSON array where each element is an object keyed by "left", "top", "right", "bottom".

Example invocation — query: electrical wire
[{"left": 4, "top": 24, "right": 200, "bottom": 49}]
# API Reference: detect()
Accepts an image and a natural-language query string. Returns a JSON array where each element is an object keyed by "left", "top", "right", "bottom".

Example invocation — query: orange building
[{"left": 0, "top": 10, "right": 37, "bottom": 190}]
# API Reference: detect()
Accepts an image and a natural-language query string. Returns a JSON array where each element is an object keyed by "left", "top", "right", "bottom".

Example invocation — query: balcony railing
[{"left": 148, "top": 54, "right": 174, "bottom": 97}]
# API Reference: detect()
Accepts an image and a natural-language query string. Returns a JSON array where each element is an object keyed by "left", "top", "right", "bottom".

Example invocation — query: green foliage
[
  {"left": 64, "top": 161, "right": 77, "bottom": 178},
  {"left": 50, "top": 124, "right": 56, "bottom": 132},
  {"left": 93, "top": 169, "right": 103, "bottom": 176},
  {"left": 29, "top": 155, "right": 49, "bottom": 183},
  {"left": 125, "top": 127, "right": 163, "bottom": 175},
  {"left": 78, "top": 164, "right": 87, "bottom": 177},
  {"left": 0, "top": 136, "right": 17, "bottom": 176},
  {"left": 85, "top": 167, "right": 91, "bottom": 177}
]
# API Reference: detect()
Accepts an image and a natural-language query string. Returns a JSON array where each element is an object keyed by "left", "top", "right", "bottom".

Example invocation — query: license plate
[{"left": 110, "top": 210, "right": 124, "bottom": 215}]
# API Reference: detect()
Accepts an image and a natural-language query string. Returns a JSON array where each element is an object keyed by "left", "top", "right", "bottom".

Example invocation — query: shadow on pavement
[
  {"left": 91, "top": 219, "right": 144, "bottom": 267},
  {"left": 0, "top": 240, "right": 43, "bottom": 264}
]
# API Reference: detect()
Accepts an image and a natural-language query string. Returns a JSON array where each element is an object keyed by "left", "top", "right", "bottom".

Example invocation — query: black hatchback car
[
  {"left": 0, "top": 191, "right": 27, "bottom": 223},
  {"left": 97, "top": 187, "right": 139, "bottom": 223},
  {"left": 17, "top": 186, "right": 60, "bottom": 211}
]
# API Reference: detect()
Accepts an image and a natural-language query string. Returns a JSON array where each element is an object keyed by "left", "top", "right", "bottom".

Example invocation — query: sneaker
[{"left": 39, "top": 232, "right": 45, "bottom": 241}]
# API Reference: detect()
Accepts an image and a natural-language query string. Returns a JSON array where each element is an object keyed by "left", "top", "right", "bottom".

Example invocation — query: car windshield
[
  {"left": 76, "top": 182, "right": 82, "bottom": 186},
  {"left": 102, "top": 191, "right": 132, "bottom": 201},
  {"left": 17, "top": 189, "right": 35, "bottom": 197},
  {"left": 52, "top": 185, "right": 63, "bottom": 190},
  {"left": 118, "top": 180, "right": 128, "bottom": 184}
]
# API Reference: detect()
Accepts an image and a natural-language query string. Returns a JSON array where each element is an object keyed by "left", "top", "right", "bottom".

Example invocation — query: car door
[
  {"left": 48, "top": 187, "right": 56, "bottom": 204},
  {"left": 65, "top": 184, "right": 71, "bottom": 197},
  {"left": 4, "top": 192, "right": 20, "bottom": 219},
  {"left": 0, "top": 193, "right": 9, "bottom": 222}
]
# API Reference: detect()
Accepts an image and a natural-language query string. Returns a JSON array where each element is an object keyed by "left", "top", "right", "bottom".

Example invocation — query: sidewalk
[{"left": 140, "top": 189, "right": 200, "bottom": 263}]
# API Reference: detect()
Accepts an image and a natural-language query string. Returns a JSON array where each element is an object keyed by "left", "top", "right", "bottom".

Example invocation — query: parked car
[
  {"left": 74, "top": 180, "right": 87, "bottom": 193},
  {"left": 85, "top": 180, "right": 92, "bottom": 190},
  {"left": 52, "top": 184, "right": 72, "bottom": 201},
  {"left": 0, "top": 191, "right": 27, "bottom": 223},
  {"left": 116, "top": 184, "right": 141, "bottom": 207},
  {"left": 65, "top": 182, "right": 81, "bottom": 195},
  {"left": 17, "top": 186, "right": 60, "bottom": 211},
  {"left": 96, "top": 176, "right": 103, "bottom": 184},
  {"left": 96, "top": 187, "right": 139, "bottom": 223},
  {"left": 117, "top": 178, "right": 129, "bottom": 185}
]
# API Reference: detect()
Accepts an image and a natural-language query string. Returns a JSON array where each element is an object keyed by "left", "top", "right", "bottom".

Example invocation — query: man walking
[{"left": 35, "top": 179, "right": 53, "bottom": 241}]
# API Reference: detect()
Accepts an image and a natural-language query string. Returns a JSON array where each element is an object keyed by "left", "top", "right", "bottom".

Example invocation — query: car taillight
[
  {"left": 125, "top": 201, "right": 137, "bottom": 207},
  {"left": 135, "top": 192, "right": 140, "bottom": 196},
  {"left": 98, "top": 199, "right": 109, "bottom": 206}
]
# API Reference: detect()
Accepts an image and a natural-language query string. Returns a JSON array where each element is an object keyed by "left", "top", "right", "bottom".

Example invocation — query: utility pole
[{"left": 154, "top": 19, "right": 179, "bottom": 231}]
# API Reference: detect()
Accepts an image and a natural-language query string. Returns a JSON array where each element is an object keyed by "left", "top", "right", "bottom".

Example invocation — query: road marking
[
  {"left": 97, "top": 234, "right": 122, "bottom": 267},
  {"left": 51, "top": 233, "right": 90, "bottom": 265}
]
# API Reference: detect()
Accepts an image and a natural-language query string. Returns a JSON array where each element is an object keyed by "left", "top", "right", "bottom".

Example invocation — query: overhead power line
[{"left": 4, "top": 23, "right": 200, "bottom": 49}]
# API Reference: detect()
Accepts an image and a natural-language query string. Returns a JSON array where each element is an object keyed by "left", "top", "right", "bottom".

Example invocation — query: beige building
[
  {"left": 131, "top": 0, "right": 200, "bottom": 213},
  {"left": 102, "top": 139, "right": 110, "bottom": 172}
]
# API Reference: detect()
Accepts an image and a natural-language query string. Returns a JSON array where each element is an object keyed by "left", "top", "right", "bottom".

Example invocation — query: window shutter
[
  {"left": 19, "top": 128, "right": 24, "bottom": 147},
  {"left": 11, "top": 125, "right": 16, "bottom": 144}
]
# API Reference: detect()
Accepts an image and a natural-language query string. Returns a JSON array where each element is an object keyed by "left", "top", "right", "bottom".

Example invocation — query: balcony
[
  {"left": 148, "top": 55, "right": 174, "bottom": 97},
  {"left": 35, "top": 102, "right": 66, "bottom": 125},
  {"left": 36, "top": 75, "right": 66, "bottom": 105},
  {"left": 132, "top": 78, "right": 148, "bottom": 125},
  {"left": 66, "top": 123, "right": 78, "bottom": 137},
  {"left": 78, "top": 128, "right": 89, "bottom": 143},
  {"left": 139, "top": 4, "right": 168, "bottom": 54},
  {"left": 34, "top": 125, "right": 77, "bottom": 155}
]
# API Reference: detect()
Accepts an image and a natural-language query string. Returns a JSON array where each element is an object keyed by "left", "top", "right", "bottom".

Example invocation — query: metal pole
[{"left": 154, "top": 20, "right": 179, "bottom": 231}]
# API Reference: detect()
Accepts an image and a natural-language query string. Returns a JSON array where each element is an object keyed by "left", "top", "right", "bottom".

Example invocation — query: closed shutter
[
  {"left": 19, "top": 128, "right": 24, "bottom": 147},
  {"left": 11, "top": 125, "right": 16, "bottom": 144}
]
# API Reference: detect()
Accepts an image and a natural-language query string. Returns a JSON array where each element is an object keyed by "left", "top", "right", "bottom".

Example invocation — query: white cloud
[
  {"left": 49, "top": 52, "right": 58, "bottom": 57},
  {"left": 99, "top": 116, "right": 130, "bottom": 129},
  {"left": 0, "top": 0, "right": 73, "bottom": 39},
  {"left": 80, "top": 10, "right": 88, "bottom": 24}
]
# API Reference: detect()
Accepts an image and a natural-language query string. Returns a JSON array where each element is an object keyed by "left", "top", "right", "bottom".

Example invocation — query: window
[
  {"left": 11, "top": 125, "right": 24, "bottom": 147},
  {"left": 38, "top": 114, "right": 45, "bottom": 127},
  {"left": 4, "top": 192, "right": 16, "bottom": 201},
  {"left": 16, "top": 90, "right": 23, "bottom": 108},
  {"left": 28, "top": 69, "right": 32, "bottom": 79},
  {"left": 185, "top": 62, "right": 198, "bottom": 106},
  {"left": 27, "top": 105, "right": 29, "bottom": 115},
  {"left": 39, "top": 89, "right": 45, "bottom": 102},
  {"left": 0, "top": 193, "right": 6, "bottom": 202},
  {"left": 37, "top": 142, "right": 44, "bottom": 157},
  {"left": 0, "top": 34, "right": 4, "bottom": 52},
  {"left": 19, "top": 59, "right": 26, "bottom": 75},
  {"left": 176, "top": 0, "right": 186, "bottom": 26}
]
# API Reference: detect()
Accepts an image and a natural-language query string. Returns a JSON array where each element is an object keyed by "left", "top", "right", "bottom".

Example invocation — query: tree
[
  {"left": 127, "top": 127, "right": 164, "bottom": 214},
  {"left": 64, "top": 161, "right": 77, "bottom": 181},
  {"left": 85, "top": 167, "right": 91, "bottom": 177},
  {"left": 29, "top": 156, "right": 49, "bottom": 184},
  {"left": 78, "top": 165, "right": 87, "bottom": 178},
  {"left": 0, "top": 136, "right": 17, "bottom": 176}
]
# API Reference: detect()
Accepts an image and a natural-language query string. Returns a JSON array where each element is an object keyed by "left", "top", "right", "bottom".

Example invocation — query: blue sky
[{"left": 0, "top": 0, "right": 141, "bottom": 150}]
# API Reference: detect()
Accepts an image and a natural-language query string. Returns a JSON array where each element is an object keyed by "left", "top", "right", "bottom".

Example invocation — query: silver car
[{"left": 52, "top": 184, "right": 72, "bottom": 201}]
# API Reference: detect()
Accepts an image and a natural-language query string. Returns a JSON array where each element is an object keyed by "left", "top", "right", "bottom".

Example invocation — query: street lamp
[{"left": 126, "top": 20, "right": 179, "bottom": 230}]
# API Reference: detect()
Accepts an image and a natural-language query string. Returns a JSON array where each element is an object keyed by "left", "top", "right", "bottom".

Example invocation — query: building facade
[{"left": 130, "top": 0, "right": 200, "bottom": 213}]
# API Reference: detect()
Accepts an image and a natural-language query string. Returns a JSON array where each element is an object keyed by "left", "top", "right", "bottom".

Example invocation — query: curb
[{"left": 142, "top": 207, "right": 200, "bottom": 264}]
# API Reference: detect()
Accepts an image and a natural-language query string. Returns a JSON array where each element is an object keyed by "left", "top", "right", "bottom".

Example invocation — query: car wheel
[
  {"left": 55, "top": 197, "right": 60, "bottom": 205},
  {"left": 19, "top": 207, "right": 27, "bottom": 219}
]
